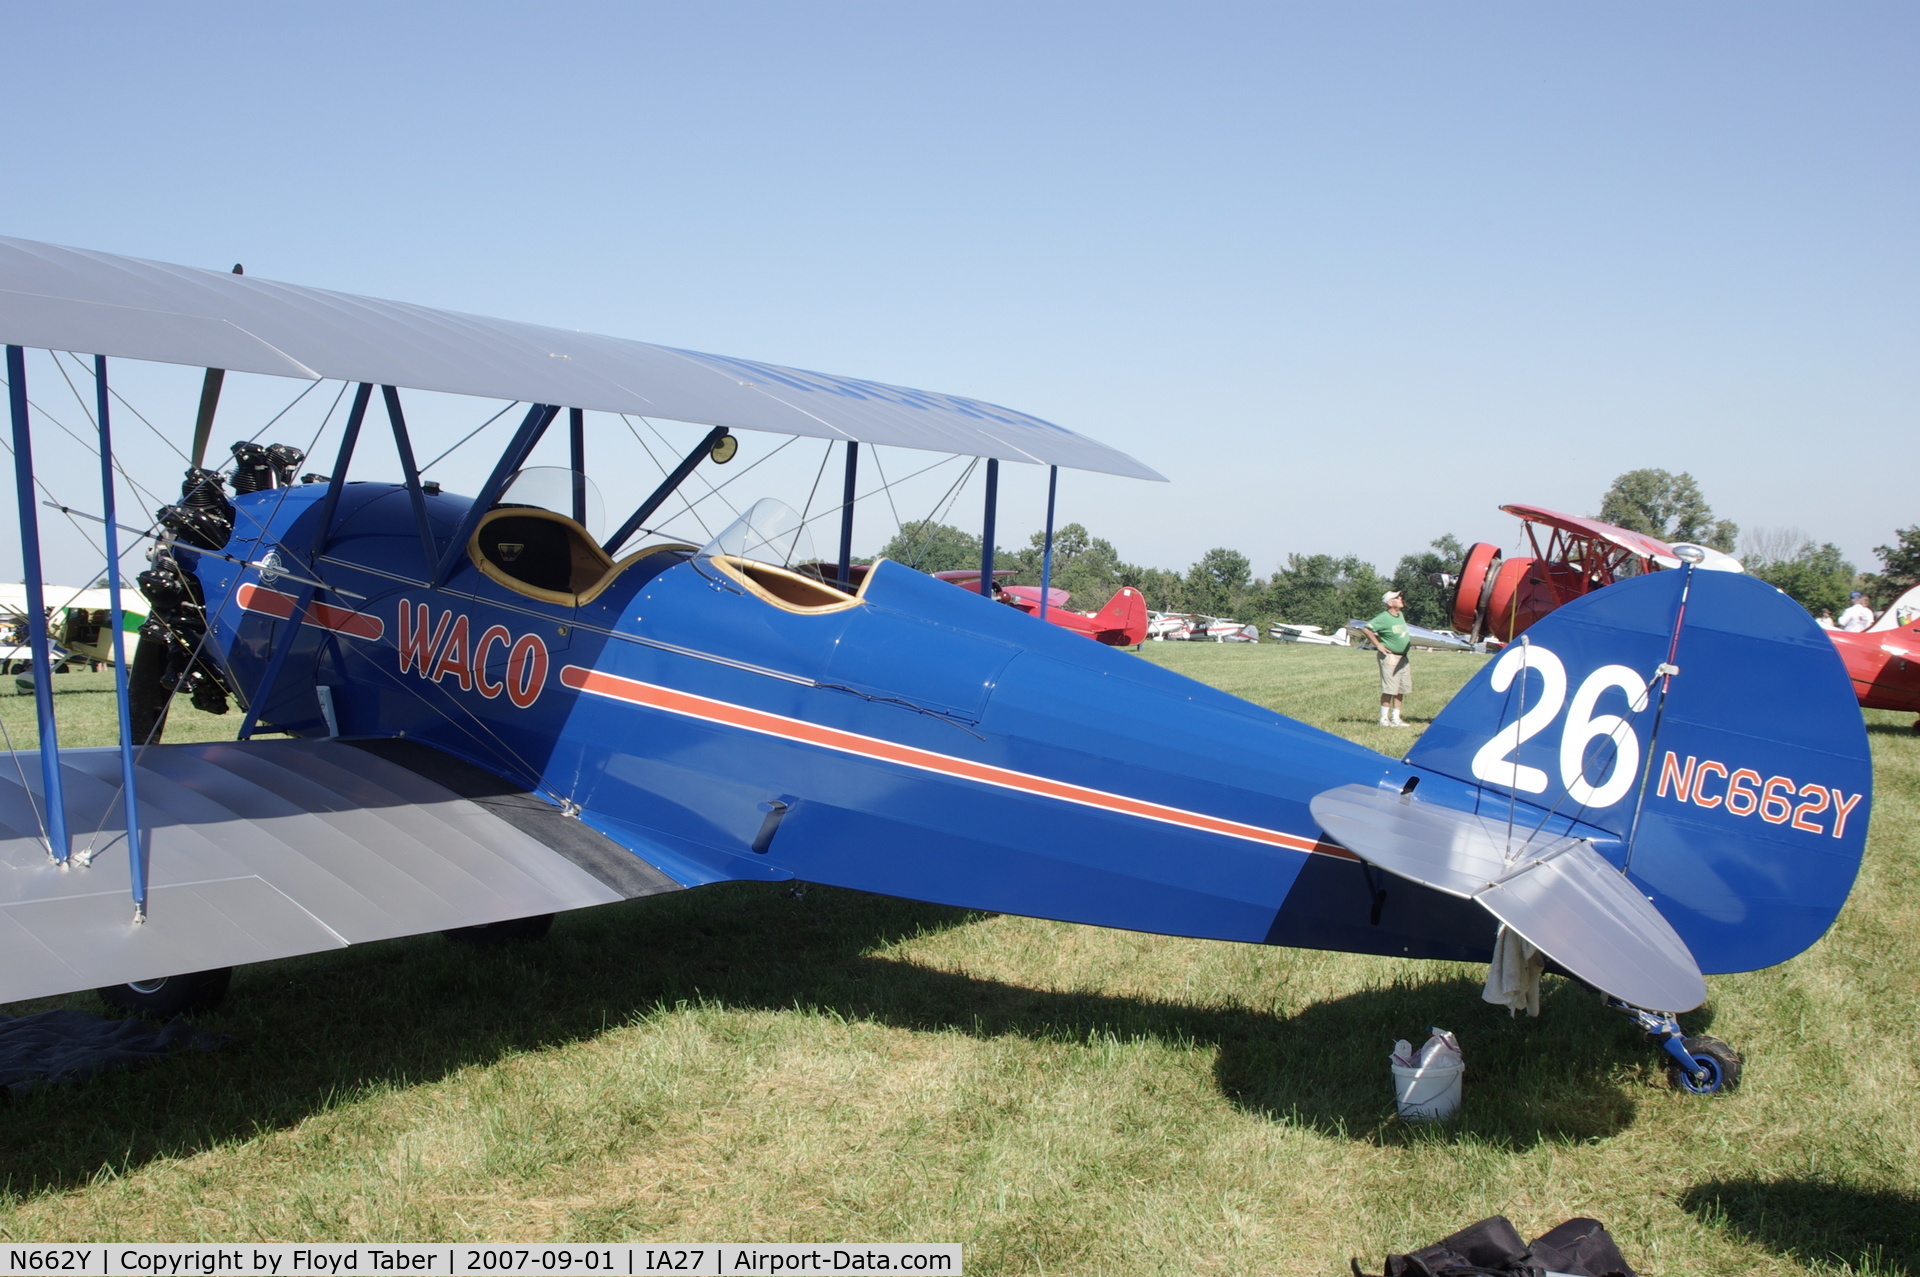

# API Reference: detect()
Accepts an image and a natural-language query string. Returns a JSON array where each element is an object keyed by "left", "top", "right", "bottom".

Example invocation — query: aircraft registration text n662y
[{"left": 1657, "top": 752, "right": 1863, "bottom": 838}]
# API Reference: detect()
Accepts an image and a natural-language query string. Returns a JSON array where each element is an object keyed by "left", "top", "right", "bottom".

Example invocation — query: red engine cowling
[
  {"left": 1451, "top": 542, "right": 1501, "bottom": 634},
  {"left": 1479, "top": 556, "right": 1588, "bottom": 642}
]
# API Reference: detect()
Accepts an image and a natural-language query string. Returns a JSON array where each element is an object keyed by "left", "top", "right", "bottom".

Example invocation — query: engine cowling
[{"left": 1451, "top": 542, "right": 1501, "bottom": 635}]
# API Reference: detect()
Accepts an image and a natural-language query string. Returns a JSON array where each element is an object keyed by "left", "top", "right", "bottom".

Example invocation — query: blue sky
[{"left": 2, "top": 2, "right": 1913, "bottom": 587}]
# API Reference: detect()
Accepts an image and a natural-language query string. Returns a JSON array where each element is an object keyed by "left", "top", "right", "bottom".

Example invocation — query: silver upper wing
[{"left": 0, "top": 234, "right": 1163, "bottom": 481}]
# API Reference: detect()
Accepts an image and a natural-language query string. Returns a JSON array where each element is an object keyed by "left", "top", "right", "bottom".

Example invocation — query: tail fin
[
  {"left": 1091, "top": 587, "right": 1148, "bottom": 646},
  {"left": 1406, "top": 568, "right": 1871, "bottom": 977}
]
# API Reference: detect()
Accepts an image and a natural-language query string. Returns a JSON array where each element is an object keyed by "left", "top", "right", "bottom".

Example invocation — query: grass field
[{"left": 2, "top": 651, "right": 1916, "bottom": 1274}]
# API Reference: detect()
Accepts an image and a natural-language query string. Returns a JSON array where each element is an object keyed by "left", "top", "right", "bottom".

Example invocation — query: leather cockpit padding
[
  {"left": 477, "top": 513, "right": 584, "bottom": 594},
  {"left": 347, "top": 738, "right": 682, "bottom": 900}
]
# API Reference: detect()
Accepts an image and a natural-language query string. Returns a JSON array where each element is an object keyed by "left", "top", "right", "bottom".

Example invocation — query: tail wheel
[
  {"left": 97, "top": 967, "right": 232, "bottom": 1018},
  {"left": 1452, "top": 543, "right": 1501, "bottom": 635},
  {"left": 1668, "top": 1035, "right": 1743, "bottom": 1094}
]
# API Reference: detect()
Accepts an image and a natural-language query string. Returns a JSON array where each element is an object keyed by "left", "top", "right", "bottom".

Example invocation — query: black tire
[
  {"left": 1668, "top": 1035, "right": 1742, "bottom": 1094},
  {"left": 128, "top": 632, "right": 173, "bottom": 745},
  {"left": 97, "top": 967, "right": 233, "bottom": 1018},
  {"left": 443, "top": 913, "right": 555, "bottom": 948}
]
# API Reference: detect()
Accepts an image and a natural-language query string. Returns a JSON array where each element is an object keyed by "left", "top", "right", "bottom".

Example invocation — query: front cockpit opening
[{"left": 469, "top": 469, "right": 692, "bottom": 605}]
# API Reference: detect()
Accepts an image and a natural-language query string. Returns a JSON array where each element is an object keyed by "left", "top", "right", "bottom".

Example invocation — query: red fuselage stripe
[
  {"left": 237, "top": 584, "right": 385, "bottom": 641},
  {"left": 558, "top": 663, "right": 1347, "bottom": 858}
]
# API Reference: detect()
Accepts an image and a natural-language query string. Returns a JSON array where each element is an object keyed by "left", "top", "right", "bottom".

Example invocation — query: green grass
[
  {"left": 2, "top": 652, "right": 1917, "bottom": 1275},
  {"left": 0, "top": 668, "right": 254, "bottom": 750}
]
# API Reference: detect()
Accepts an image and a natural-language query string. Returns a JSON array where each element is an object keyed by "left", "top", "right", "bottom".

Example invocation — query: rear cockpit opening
[{"left": 697, "top": 498, "right": 868, "bottom": 614}]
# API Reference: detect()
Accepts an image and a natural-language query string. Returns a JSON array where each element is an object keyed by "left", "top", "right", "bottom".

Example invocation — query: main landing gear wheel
[
  {"left": 443, "top": 913, "right": 556, "bottom": 947},
  {"left": 128, "top": 631, "right": 173, "bottom": 746},
  {"left": 1668, "top": 1035, "right": 1743, "bottom": 1095},
  {"left": 97, "top": 967, "right": 233, "bottom": 1018}
]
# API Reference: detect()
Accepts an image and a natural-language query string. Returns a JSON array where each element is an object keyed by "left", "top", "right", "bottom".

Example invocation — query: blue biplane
[{"left": 0, "top": 236, "right": 1873, "bottom": 1092}]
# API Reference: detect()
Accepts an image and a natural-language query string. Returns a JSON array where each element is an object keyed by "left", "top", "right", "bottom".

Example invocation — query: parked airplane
[
  {"left": 1267, "top": 622, "right": 1349, "bottom": 646},
  {"left": 1163, "top": 615, "right": 1257, "bottom": 642},
  {"left": 0, "top": 582, "right": 147, "bottom": 669},
  {"left": 930, "top": 569, "right": 1148, "bottom": 647},
  {"left": 1147, "top": 611, "right": 1190, "bottom": 640},
  {"left": 1826, "top": 584, "right": 1920, "bottom": 727},
  {"left": 0, "top": 236, "right": 1874, "bottom": 1095},
  {"left": 1455, "top": 505, "right": 1911, "bottom": 726},
  {"left": 1345, "top": 619, "right": 1478, "bottom": 654},
  {"left": 1450, "top": 505, "right": 1743, "bottom": 643}
]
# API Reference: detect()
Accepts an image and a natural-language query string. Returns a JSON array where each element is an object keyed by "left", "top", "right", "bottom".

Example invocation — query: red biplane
[{"left": 1451, "top": 504, "right": 1744, "bottom": 643}]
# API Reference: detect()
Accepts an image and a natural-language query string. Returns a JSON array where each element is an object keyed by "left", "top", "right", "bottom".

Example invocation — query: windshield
[
  {"left": 700, "top": 498, "right": 820, "bottom": 570},
  {"left": 497, "top": 467, "right": 606, "bottom": 539}
]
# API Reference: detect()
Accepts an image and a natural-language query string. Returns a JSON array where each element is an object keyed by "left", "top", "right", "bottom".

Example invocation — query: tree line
[{"left": 871, "top": 469, "right": 1916, "bottom": 632}]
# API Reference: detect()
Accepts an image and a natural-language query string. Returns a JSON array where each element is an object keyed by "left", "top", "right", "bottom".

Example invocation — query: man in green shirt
[{"left": 1360, "top": 590, "right": 1411, "bottom": 727}]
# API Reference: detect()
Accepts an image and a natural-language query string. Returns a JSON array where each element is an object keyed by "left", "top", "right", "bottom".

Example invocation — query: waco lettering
[{"left": 395, "top": 600, "right": 549, "bottom": 708}]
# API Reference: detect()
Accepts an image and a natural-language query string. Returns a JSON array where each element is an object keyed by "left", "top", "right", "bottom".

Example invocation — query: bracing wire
[
  {"left": 0, "top": 694, "right": 53, "bottom": 857},
  {"left": 240, "top": 377, "right": 325, "bottom": 446},
  {"left": 48, "top": 354, "right": 175, "bottom": 512},
  {"left": 614, "top": 416, "right": 722, "bottom": 544},
  {"left": 868, "top": 445, "right": 903, "bottom": 538},
  {"left": 903, "top": 457, "right": 979, "bottom": 568},
  {"left": 0, "top": 394, "right": 112, "bottom": 564},
  {"left": 93, "top": 374, "right": 192, "bottom": 465},
  {"left": 778, "top": 451, "right": 970, "bottom": 550},
  {"left": 631, "top": 415, "right": 743, "bottom": 520},
  {"left": 419, "top": 401, "right": 522, "bottom": 472},
  {"left": 796, "top": 441, "right": 833, "bottom": 547},
  {"left": 1503, "top": 638, "right": 1527, "bottom": 861}
]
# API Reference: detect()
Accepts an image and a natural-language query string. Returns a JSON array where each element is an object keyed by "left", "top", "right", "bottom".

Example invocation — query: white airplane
[
  {"left": 1268, "top": 622, "right": 1350, "bottom": 647},
  {"left": 1345, "top": 618, "right": 1480, "bottom": 654},
  {"left": 0, "top": 582, "right": 147, "bottom": 668},
  {"left": 1146, "top": 610, "right": 1190, "bottom": 640},
  {"left": 1184, "top": 615, "right": 1257, "bottom": 642}
]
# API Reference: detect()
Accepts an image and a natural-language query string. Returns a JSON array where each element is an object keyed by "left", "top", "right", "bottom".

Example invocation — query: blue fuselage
[{"left": 193, "top": 483, "right": 1497, "bottom": 963}]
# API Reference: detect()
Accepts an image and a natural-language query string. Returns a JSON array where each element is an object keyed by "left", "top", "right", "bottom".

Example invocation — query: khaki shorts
[{"left": 1378, "top": 650, "right": 1412, "bottom": 696}]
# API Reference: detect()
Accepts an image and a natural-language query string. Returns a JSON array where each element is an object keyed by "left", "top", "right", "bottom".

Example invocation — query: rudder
[
  {"left": 1406, "top": 568, "right": 1871, "bottom": 976},
  {"left": 1092, "top": 586, "right": 1148, "bottom": 646}
]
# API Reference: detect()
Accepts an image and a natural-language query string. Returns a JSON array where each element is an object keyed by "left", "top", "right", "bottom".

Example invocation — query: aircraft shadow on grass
[
  {"left": 1681, "top": 1178, "right": 1920, "bottom": 1273},
  {"left": 2, "top": 881, "right": 1698, "bottom": 1196}
]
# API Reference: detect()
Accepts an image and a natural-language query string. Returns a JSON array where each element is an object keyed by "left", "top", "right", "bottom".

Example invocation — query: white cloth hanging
[{"left": 1482, "top": 924, "right": 1545, "bottom": 1017}]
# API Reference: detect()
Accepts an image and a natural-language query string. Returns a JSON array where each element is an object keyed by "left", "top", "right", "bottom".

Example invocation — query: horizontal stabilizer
[
  {"left": 1310, "top": 783, "right": 1705, "bottom": 1012},
  {"left": 0, "top": 739, "right": 681, "bottom": 1006}
]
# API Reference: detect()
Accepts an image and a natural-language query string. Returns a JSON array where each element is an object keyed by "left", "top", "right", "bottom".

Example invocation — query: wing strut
[
  {"left": 976, "top": 458, "right": 999, "bottom": 609},
  {"left": 433, "top": 402, "right": 560, "bottom": 586},
  {"left": 603, "top": 424, "right": 730, "bottom": 556},
  {"left": 7, "top": 345, "right": 70, "bottom": 863},
  {"left": 569, "top": 407, "right": 587, "bottom": 526},
  {"left": 836, "top": 441, "right": 858, "bottom": 587},
  {"left": 382, "top": 386, "right": 438, "bottom": 570},
  {"left": 310, "top": 383, "right": 374, "bottom": 559},
  {"left": 1039, "top": 465, "right": 1058, "bottom": 622},
  {"left": 92, "top": 354, "right": 149, "bottom": 916}
]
